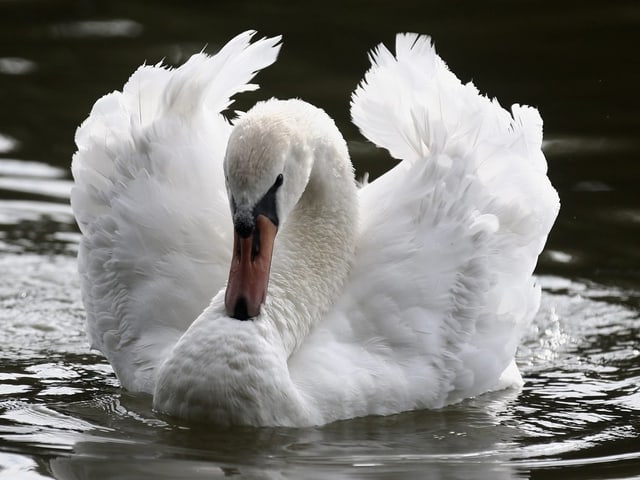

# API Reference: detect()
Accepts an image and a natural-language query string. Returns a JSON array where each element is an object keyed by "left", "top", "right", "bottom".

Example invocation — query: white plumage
[{"left": 71, "top": 31, "right": 559, "bottom": 426}]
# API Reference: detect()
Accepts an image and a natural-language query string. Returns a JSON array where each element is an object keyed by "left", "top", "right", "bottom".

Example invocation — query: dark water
[{"left": 1, "top": 1, "right": 639, "bottom": 479}]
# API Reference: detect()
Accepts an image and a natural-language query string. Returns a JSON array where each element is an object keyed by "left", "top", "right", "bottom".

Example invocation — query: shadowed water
[{"left": 1, "top": 1, "right": 639, "bottom": 478}]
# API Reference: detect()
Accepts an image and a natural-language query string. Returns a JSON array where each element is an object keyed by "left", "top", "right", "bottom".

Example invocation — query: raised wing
[
  {"left": 71, "top": 31, "right": 281, "bottom": 393},
  {"left": 291, "top": 34, "right": 558, "bottom": 417}
]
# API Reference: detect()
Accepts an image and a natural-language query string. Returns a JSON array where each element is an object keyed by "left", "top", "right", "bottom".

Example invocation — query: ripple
[
  {"left": 50, "top": 19, "right": 143, "bottom": 39},
  {"left": 0, "top": 158, "right": 77, "bottom": 255},
  {"left": 26, "top": 363, "right": 81, "bottom": 381},
  {"left": 0, "top": 134, "right": 19, "bottom": 154},
  {"left": 0, "top": 200, "right": 73, "bottom": 223},
  {"left": 0, "top": 452, "right": 51, "bottom": 480},
  {"left": 511, "top": 276, "right": 640, "bottom": 472},
  {"left": 543, "top": 135, "right": 639, "bottom": 156},
  {"left": 544, "top": 249, "right": 574, "bottom": 264},
  {"left": 0, "top": 158, "right": 71, "bottom": 199},
  {"left": 0, "top": 385, "right": 32, "bottom": 395},
  {"left": 0, "top": 256, "right": 638, "bottom": 479},
  {"left": 2, "top": 404, "right": 97, "bottom": 433},
  {"left": 0, "top": 57, "right": 37, "bottom": 76},
  {"left": 0, "top": 255, "right": 84, "bottom": 357},
  {"left": 0, "top": 158, "right": 65, "bottom": 178},
  {"left": 0, "top": 177, "right": 72, "bottom": 199}
]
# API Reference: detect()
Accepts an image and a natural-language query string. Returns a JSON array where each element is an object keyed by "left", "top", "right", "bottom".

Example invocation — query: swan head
[{"left": 223, "top": 99, "right": 318, "bottom": 320}]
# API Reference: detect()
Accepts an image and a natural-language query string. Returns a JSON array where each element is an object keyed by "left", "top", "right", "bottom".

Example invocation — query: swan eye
[
  {"left": 274, "top": 173, "right": 283, "bottom": 189},
  {"left": 249, "top": 173, "right": 283, "bottom": 228},
  {"left": 231, "top": 174, "right": 284, "bottom": 235}
]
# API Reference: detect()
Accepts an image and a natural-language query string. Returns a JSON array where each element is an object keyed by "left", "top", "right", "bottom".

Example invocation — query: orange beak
[{"left": 225, "top": 215, "right": 277, "bottom": 320}]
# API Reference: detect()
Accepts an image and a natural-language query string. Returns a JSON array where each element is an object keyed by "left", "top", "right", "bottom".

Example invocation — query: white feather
[
  {"left": 72, "top": 32, "right": 559, "bottom": 425},
  {"left": 307, "top": 33, "right": 560, "bottom": 413},
  {"left": 71, "top": 31, "right": 281, "bottom": 393}
]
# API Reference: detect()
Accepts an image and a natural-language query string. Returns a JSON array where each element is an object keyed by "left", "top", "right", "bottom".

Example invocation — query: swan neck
[{"left": 268, "top": 136, "right": 357, "bottom": 354}]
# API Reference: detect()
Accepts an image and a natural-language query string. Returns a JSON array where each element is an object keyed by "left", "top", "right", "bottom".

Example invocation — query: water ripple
[
  {"left": 0, "top": 252, "right": 638, "bottom": 479},
  {"left": 50, "top": 19, "right": 143, "bottom": 39},
  {"left": 0, "top": 58, "right": 36, "bottom": 76},
  {"left": 0, "top": 158, "right": 77, "bottom": 255}
]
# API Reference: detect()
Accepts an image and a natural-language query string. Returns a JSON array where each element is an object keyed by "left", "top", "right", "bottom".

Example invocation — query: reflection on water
[
  {"left": 0, "top": 254, "right": 638, "bottom": 478},
  {"left": 0, "top": 134, "right": 19, "bottom": 153},
  {"left": 1, "top": 0, "right": 640, "bottom": 478},
  {"left": 0, "top": 58, "right": 36, "bottom": 76},
  {"left": 49, "top": 19, "right": 143, "bottom": 39},
  {"left": 0, "top": 158, "right": 77, "bottom": 255}
]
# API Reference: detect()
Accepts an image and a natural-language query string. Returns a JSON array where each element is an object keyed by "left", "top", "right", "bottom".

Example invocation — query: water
[{"left": 1, "top": 1, "right": 640, "bottom": 478}]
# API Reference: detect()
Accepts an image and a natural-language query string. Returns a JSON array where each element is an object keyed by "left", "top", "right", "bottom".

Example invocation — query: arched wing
[
  {"left": 71, "top": 31, "right": 281, "bottom": 393},
  {"left": 292, "top": 34, "right": 559, "bottom": 417}
]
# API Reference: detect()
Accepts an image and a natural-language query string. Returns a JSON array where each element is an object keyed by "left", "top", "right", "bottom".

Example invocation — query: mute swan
[{"left": 71, "top": 31, "right": 559, "bottom": 427}]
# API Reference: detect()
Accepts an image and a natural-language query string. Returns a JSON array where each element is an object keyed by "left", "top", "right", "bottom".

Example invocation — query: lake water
[{"left": 1, "top": 1, "right": 639, "bottom": 479}]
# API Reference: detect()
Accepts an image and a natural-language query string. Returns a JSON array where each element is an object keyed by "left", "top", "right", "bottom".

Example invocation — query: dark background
[
  {"left": 1, "top": 0, "right": 639, "bottom": 286},
  {"left": 1, "top": 3, "right": 640, "bottom": 478}
]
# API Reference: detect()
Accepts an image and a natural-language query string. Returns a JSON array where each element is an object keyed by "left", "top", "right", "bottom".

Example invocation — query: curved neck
[
  {"left": 154, "top": 102, "right": 359, "bottom": 425},
  {"left": 265, "top": 139, "right": 358, "bottom": 355}
]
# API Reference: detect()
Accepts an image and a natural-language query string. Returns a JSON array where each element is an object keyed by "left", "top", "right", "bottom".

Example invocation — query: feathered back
[
  {"left": 352, "top": 33, "right": 556, "bottom": 278},
  {"left": 290, "top": 34, "right": 559, "bottom": 417},
  {"left": 71, "top": 31, "right": 281, "bottom": 393}
]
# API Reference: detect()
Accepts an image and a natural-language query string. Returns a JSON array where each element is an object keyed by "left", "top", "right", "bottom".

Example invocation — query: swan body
[{"left": 71, "top": 31, "right": 559, "bottom": 426}]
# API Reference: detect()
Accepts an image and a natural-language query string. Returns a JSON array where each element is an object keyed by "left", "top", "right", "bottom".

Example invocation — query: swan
[{"left": 71, "top": 31, "right": 559, "bottom": 427}]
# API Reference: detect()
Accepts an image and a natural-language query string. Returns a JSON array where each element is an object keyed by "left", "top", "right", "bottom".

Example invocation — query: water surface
[{"left": 1, "top": 1, "right": 639, "bottom": 479}]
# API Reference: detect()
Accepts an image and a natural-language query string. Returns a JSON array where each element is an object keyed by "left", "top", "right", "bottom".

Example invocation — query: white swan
[{"left": 71, "top": 31, "right": 559, "bottom": 427}]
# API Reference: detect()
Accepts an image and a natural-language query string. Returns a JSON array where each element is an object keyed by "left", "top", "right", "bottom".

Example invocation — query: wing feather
[
  {"left": 291, "top": 34, "right": 558, "bottom": 417},
  {"left": 71, "top": 31, "right": 281, "bottom": 392}
]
